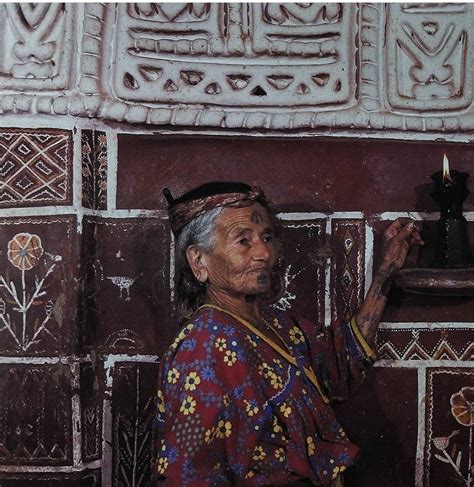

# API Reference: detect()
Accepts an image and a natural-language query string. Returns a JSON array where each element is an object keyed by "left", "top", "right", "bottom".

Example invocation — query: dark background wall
[{"left": 0, "top": 129, "right": 472, "bottom": 486}]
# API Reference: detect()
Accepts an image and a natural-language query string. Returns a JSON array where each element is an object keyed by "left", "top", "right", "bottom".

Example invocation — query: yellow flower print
[
  {"left": 269, "top": 373, "right": 283, "bottom": 390},
  {"left": 245, "top": 335, "right": 257, "bottom": 347},
  {"left": 156, "top": 457, "right": 169, "bottom": 475},
  {"left": 245, "top": 470, "right": 255, "bottom": 479},
  {"left": 204, "top": 427, "right": 215, "bottom": 445},
  {"left": 179, "top": 323, "right": 194, "bottom": 341},
  {"left": 279, "top": 403, "right": 292, "bottom": 418},
  {"left": 306, "top": 436, "right": 316, "bottom": 456},
  {"left": 215, "top": 419, "right": 232, "bottom": 438},
  {"left": 273, "top": 358, "right": 283, "bottom": 368},
  {"left": 224, "top": 350, "right": 237, "bottom": 366},
  {"left": 167, "top": 368, "right": 180, "bottom": 384},
  {"left": 223, "top": 394, "right": 230, "bottom": 407},
  {"left": 180, "top": 396, "right": 196, "bottom": 415},
  {"left": 252, "top": 445, "right": 266, "bottom": 461},
  {"left": 244, "top": 400, "right": 259, "bottom": 417},
  {"left": 258, "top": 362, "right": 274, "bottom": 378},
  {"left": 170, "top": 324, "right": 194, "bottom": 350},
  {"left": 289, "top": 326, "right": 305, "bottom": 345},
  {"left": 184, "top": 371, "right": 201, "bottom": 391},
  {"left": 215, "top": 337, "right": 227, "bottom": 351},
  {"left": 274, "top": 447, "right": 285, "bottom": 462},
  {"left": 272, "top": 415, "right": 282, "bottom": 433},
  {"left": 332, "top": 465, "right": 346, "bottom": 479},
  {"left": 157, "top": 390, "right": 165, "bottom": 414}
]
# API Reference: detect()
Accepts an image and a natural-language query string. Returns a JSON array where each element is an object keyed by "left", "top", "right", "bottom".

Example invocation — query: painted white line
[
  {"left": 364, "top": 222, "right": 374, "bottom": 296},
  {"left": 0, "top": 355, "right": 92, "bottom": 365},
  {"left": 103, "top": 354, "right": 160, "bottom": 389},
  {"left": 72, "top": 126, "right": 82, "bottom": 209},
  {"left": 278, "top": 211, "right": 365, "bottom": 221},
  {"left": 0, "top": 356, "right": 61, "bottom": 364},
  {"left": 170, "top": 230, "right": 176, "bottom": 302},
  {"left": 4, "top": 208, "right": 473, "bottom": 223},
  {"left": 377, "top": 212, "right": 438, "bottom": 221},
  {"left": 106, "top": 131, "right": 118, "bottom": 211},
  {"left": 101, "top": 396, "right": 113, "bottom": 487},
  {"left": 0, "top": 460, "right": 102, "bottom": 473},
  {"left": 0, "top": 207, "right": 168, "bottom": 219},
  {"left": 103, "top": 354, "right": 160, "bottom": 369},
  {"left": 415, "top": 367, "right": 426, "bottom": 487},
  {"left": 70, "top": 362, "right": 82, "bottom": 467},
  {"left": 82, "top": 208, "right": 167, "bottom": 218},
  {"left": 0, "top": 206, "right": 78, "bottom": 217},
  {"left": 379, "top": 322, "right": 474, "bottom": 330},
  {"left": 375, "top": 360, "right": 474, "bottom": 368},
  {"left": 324, "top": 218, "right": 332, "bottom": 328}
]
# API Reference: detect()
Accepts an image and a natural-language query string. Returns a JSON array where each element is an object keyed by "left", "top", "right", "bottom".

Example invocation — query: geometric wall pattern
[
  {"left": 0, "top": 130, "right": 71, "bottom": 206},
  {"left": 0, "top": 128, "right": 472, "bottom": 486},
  {"left": 0, "top": 3, "right": 473, "bottom": 486},
  {"left": 0, "top": 3, "right": 473, "bottom": 135}
]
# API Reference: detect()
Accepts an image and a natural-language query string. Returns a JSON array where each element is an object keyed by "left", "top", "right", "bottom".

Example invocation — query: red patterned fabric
[
  {"left": 154, "top": 305, "right": 375, "bottom": 486},
  {"left": 168, "top": 187, "right": 268, "bottom": 235}
]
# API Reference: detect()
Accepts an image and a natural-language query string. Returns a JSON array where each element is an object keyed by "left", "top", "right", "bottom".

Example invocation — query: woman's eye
[
  {"left": 238, "top": 238, "right": 249, "bottom": 245},
  {"left": 263, "top": 234, "right": 273, "bottom": 242}
]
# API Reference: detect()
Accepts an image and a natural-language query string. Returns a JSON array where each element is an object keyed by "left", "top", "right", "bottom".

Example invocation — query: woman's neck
[{"left": 204, "top": 288, "right": 263, "bottom": 324}]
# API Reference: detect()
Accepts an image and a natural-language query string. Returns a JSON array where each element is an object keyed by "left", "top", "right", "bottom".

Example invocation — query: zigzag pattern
[{"left": 377, "top": 338, "right": 474, "bottom": 361}]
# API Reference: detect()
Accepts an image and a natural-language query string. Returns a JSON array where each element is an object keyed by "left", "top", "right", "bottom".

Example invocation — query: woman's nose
[{"left": 252, "top": 239, "right": 272, "bottom": 261}]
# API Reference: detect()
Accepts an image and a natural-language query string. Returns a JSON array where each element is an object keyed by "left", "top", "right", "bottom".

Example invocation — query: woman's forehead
[{"left": 217, "top": 203, "right": 272, "bottom": 229}]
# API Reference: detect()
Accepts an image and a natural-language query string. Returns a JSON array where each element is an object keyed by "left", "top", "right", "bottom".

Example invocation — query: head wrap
[{"left": 163, "top": 182, "right": 270, "bottom": 235}]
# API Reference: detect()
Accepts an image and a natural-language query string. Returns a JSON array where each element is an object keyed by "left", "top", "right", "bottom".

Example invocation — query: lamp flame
[{"left": 443, "top": 153, "right": 452, "bottom": 182}]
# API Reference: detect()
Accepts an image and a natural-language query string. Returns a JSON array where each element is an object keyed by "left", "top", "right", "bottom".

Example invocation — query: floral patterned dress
[{"left": 154, "top": 304, "right": 376, "bottom": 486}]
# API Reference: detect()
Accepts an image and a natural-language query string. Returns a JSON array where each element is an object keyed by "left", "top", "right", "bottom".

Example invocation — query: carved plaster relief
[
  {"left": 0, "top": 3, "right": 74, "bottom": 91},
  {"left": 386, "top": 3, "right": 472, "bottom": 112},
  {"left": 104, "top": 3, "right": 355, "bottom": 108},
  {"left": 1, "top": 3, "right": 474, "bottom": 132}
]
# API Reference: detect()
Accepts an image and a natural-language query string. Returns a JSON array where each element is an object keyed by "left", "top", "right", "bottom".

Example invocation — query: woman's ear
[{"left": 186, "top": 245, "right": 209, "bottom": 283}]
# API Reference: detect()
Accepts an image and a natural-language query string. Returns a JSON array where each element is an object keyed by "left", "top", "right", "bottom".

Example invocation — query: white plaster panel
[
  {"left": 0, "top": 3, "right": 75, "bottom": 91},
  {"left": 385, "top": 3, "right": 473, "bottom": 112},
  {"left": 0, "top": 3, "right": 474, "bottom": 134}
]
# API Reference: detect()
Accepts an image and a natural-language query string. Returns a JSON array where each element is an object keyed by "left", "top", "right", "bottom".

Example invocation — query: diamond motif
[
  {"left": 17, "top": 142, "right": 33, "bottom": 155},
  {"left": 33, "top": 159, "right": 54, "bottom": 176},
  {"left": 331, "top": 220, "right": 365, "bottom": 322},
  {"left": 15, "top": 174, "right": 35, "bottom": 191},
  {"left": 0, "top": 130, "right": 71, "bottom": 206},
  {"left": 343, "top": 231, "right": 354, "bottom": 252},
  {"left": 0, "top": 159, "right": 16, "bottom": 177},
  {"left": 33, "top": 134, "right": 53, "bottom": 143},
  {"left": 342, "top": 266, "right": 354, "bottom": 289}
]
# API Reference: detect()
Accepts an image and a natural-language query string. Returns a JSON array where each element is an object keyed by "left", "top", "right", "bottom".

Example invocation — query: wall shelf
[{"left": 395, "top": 268, "right": 474, "bottom": 297}]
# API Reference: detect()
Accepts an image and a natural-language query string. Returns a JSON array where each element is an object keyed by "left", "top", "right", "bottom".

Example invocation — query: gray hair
[{"left": 175, "top": 207, "right": 224, "bottom": 317}]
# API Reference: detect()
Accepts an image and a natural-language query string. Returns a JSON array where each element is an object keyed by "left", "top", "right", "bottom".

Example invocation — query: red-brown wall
[{"left": 0, "top": 130, "right": 472, "bottom": 486}]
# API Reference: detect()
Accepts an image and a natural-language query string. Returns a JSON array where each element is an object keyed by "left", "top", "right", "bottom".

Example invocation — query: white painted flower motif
[
  {"left": 7, "top": 233, "right": 43, "bottom": 271},
  {"left": 451, "top": 387, "right": 474, "bottom": 427},
  {"left": 1, "top": 232, "right": 60, "bottom": 351}
]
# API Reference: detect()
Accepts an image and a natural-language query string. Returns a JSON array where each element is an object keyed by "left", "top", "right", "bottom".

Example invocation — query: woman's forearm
[{"left": 355, "top": 263, "right": 394, "bottom": 345}]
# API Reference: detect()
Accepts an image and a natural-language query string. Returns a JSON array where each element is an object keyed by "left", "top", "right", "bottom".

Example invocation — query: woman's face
[{"left": 201, "top": 203, "right": 278, "bottom": 299}]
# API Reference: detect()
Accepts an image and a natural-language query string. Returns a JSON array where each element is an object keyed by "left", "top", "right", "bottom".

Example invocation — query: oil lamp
[{"left": 431, "top": 153, "right": 471, "bottom": 268}]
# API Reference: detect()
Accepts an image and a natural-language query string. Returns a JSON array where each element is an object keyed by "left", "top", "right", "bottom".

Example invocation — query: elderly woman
[{"left": 154, "top": 182, "right": 422, "bottom": 486}]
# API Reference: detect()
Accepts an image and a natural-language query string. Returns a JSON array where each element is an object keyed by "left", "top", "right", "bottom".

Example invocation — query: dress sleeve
[
  {"left": 153, "top": 321, "right": 264, "bottom": 486},
  {"left": 293, "top": 314, "right": 377, "bottom": 402}
]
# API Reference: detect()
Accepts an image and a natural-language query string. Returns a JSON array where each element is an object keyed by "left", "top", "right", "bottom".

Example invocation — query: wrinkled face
[{"left": 202, "top": 203, "right": 278, "bottom": 299}]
